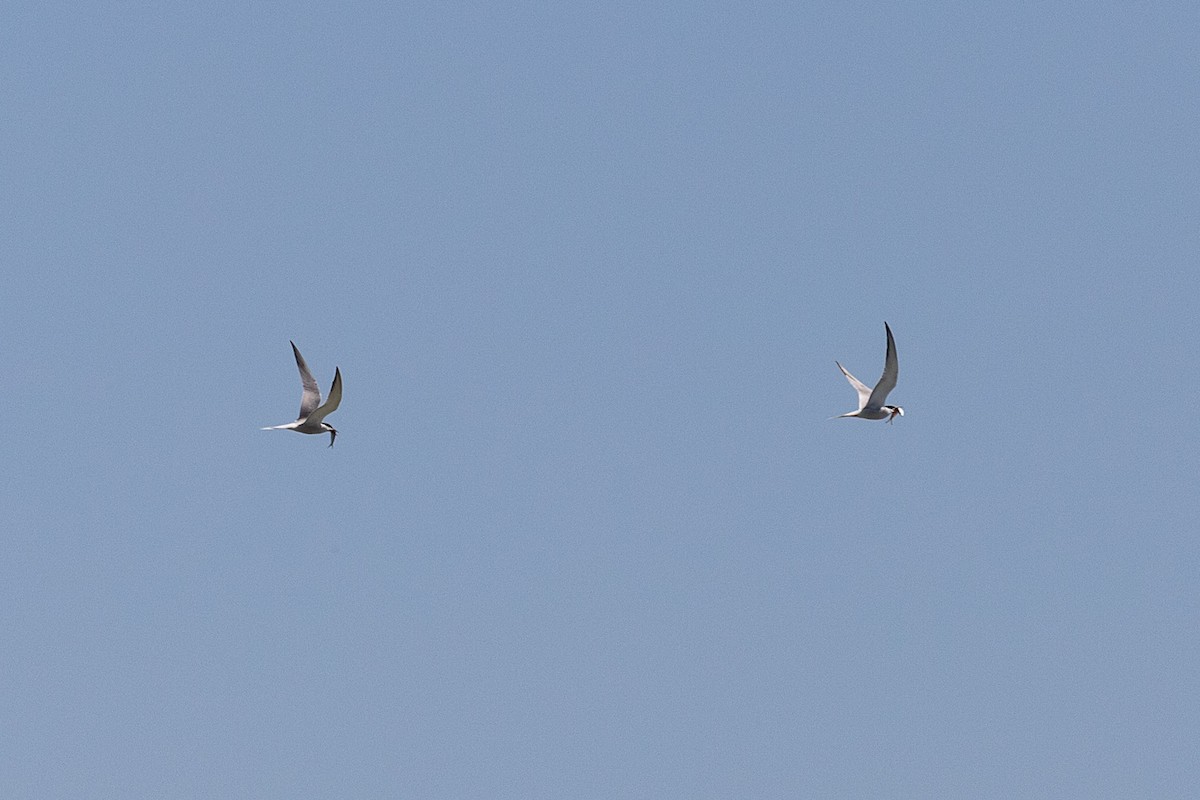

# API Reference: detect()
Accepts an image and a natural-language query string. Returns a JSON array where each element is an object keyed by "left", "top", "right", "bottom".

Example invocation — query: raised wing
[
  {"left": 836, "top": 361, "right": 872, "bottom": 412},
  {"left": 306, "top": 367, "right": 342, "bottom": 426},
  {"left": 865, "top": 322, "right": 898, "bottom": 409},
  {"left": 291, "top": 341, "right": 322, "bottom": 420}
]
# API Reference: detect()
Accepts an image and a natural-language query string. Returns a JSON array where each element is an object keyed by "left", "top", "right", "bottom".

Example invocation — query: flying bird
[
  {"left": 833, "top": 322, "right": 903, "bottom": 424},
  {"left": 262, "top": 341, "right": 342, "bottom": 446}
]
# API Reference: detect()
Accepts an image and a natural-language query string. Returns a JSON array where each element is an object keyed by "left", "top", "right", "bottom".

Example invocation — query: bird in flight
[
  {"left": 262, "top": 341, "right": 342, "bottom": 446},
  {"left": 832, "top": 322, "right": 903, "bottom": 424}
]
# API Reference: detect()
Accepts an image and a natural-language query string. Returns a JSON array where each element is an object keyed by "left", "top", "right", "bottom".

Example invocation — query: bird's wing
[
  {"left": 292, "top": 341, "right": 322, "bottom": 420},
  {"left": 866, "top": 322, "right": 898, "bottom": 408},
  {"left": 306, "top": 367, "right": 342, "bottom": 425},
  {"left": 836, "top": 361, "right": 873, "bottom": 411}
]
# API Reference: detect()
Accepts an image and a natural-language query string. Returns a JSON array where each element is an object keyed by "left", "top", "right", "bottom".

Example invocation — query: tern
[
  {"left": 833, "top": 322, "right": 903, "bottom": 424},
  {"left": 262, "top": 341, "right": 342, "bottom": 446}
]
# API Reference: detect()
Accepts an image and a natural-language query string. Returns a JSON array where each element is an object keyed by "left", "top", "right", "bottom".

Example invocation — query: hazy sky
[{"left": 3, "top": 3, "right": 1198, "bottom": 797}]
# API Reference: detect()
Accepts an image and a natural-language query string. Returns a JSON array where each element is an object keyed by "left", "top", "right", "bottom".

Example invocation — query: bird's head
[
  {"left": 325, "top": 424, "right": 338, "bottom": 447},
  {"left": 886, "top": 406, "right": 904, "bottom": 424}
]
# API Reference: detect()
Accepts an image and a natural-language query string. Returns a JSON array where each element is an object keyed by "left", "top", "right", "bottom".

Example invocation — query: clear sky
[{"left": 3, "top": 2, "right": 1198, "bottom": 797}]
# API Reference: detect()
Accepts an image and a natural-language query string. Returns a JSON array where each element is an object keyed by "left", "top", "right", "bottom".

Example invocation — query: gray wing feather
[
  {"left": 865, "top": 322, "right": 898, "bottom": 409},
  {"left": 836, "top": 361, "right": 873, "bottom": 411},
  {"left": 305, "top": 367, "right": 342, "bottom": 426},
  {"left": 292, "top": 341, "right": 322, "bottom": 420}
]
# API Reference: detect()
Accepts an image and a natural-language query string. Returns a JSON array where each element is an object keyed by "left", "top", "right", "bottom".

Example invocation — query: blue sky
[{"left": 3, "top": 2, "right": 1198, "bottom": 797}]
